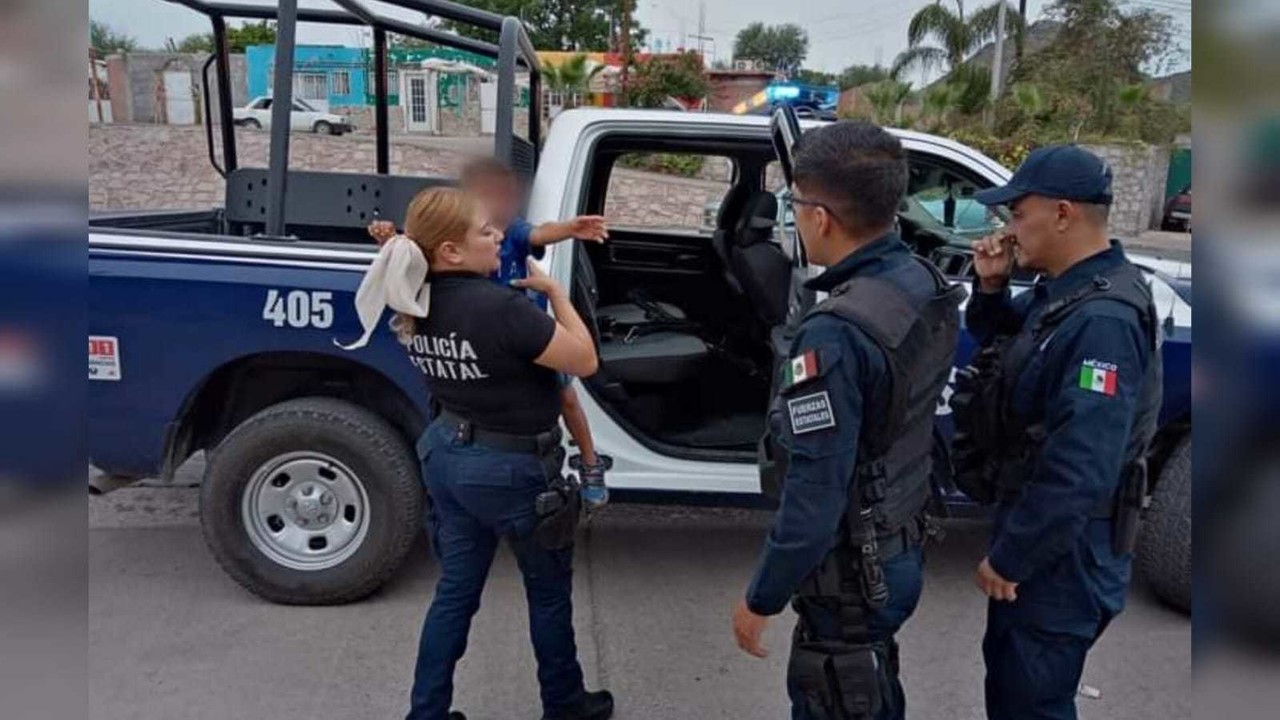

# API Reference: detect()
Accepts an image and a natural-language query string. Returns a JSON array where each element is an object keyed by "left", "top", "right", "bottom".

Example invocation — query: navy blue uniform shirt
[
  {"left": 966, "top": 241, "right": 1153, "bottom": 607},
  {"left": 746, "top": 233, "right": 945, "bottom": 616}
]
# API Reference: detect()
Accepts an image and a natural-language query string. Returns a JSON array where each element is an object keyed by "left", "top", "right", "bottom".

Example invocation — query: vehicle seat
[
  {"left": 711, "top": 184, "right": 754, "bottom": 295},
  {"left": 573, "top": 243, "right": 710, "bottom": 384},
  {"left": 728, "top": 192, "right": 791, "bottom": 327}
]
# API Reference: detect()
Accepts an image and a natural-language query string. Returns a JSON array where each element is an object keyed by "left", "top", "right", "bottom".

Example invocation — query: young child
[{"left": 369, "top": 157, "right": 612, "bottom": 507}]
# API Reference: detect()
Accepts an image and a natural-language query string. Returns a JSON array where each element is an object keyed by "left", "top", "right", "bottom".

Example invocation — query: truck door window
[{"left": 604, "top": 153, "right": 734, "bottom": 235}]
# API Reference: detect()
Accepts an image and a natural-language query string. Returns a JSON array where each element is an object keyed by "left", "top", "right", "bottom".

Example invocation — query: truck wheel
[
  {"left": 314, "top": 120, "right": 333, "bottom": 135},
  {"left": 200, "top": 397, "right": 422, "bottom": 605},
  {"left": 1137, "top": 435, "right": 1191, "bottom": 613},
  {"left": 240, "top": 118, "right": 261, "bottom": 130}
]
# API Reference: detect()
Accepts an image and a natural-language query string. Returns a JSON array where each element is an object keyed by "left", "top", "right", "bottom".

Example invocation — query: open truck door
[{"left": 768, "top": 105, "right": 815, "bottom": 361}]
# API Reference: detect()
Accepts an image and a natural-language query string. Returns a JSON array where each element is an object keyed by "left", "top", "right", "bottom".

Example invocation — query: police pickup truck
[{"left": 89, "top": 0, "right": 1192, "bottom": 611}]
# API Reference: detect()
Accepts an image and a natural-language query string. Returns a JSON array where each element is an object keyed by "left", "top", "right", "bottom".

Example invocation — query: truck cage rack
[{"left": 164, "top": 0, "right": 542, "bottom": 238}]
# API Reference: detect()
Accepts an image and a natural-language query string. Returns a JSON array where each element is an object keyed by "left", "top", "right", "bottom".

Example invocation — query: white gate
[
  {"left": 480, "top": 80, "right": 497, "bottom": 135},
  {"left": 162, "top": 71, "right": 195, "bottom": 125},
  {"left": 403, "top": 71, "right": 437, "bottom": 133}
]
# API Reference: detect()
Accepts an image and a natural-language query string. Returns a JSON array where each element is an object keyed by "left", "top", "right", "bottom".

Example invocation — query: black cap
[{"left": 975, "top": 145, "right": 1114, "bottom": 207}]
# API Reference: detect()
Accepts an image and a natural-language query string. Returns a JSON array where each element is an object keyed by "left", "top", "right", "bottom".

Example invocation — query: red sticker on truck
[{"left": 89, "top": 336, "right": 121, "bottom": 381}]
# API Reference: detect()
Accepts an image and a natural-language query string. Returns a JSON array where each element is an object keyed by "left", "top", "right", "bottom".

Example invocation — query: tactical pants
[
  {"left": 982, "top": 524, "right": 1128, "bottom": 720},
  {"left": 406, "top": 420, "right": 585, "bottom": 720},
  {"left": 789, "top": 546, "right": 925, "bottom": 720}
]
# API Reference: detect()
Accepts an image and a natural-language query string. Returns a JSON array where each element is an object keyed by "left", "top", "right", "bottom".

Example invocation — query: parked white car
[{"left": 233, "top": 96, "right": 353, "bottom": 135}]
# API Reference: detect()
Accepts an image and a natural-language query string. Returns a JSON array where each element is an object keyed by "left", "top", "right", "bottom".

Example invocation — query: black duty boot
[{"left": 541, "top": 690, "right": 614, "bottom": 720}]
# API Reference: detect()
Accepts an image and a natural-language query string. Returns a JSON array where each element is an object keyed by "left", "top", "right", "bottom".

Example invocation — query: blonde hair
[{"left": 391, "top": 187, "right": 480, "bottom": 344}]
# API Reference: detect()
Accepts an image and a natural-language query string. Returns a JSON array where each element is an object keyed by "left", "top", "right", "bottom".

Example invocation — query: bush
[{"left": 617, "top": 153, "right": 707, "bottom": 178}]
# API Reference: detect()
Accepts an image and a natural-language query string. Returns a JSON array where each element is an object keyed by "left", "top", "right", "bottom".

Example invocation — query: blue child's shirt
[{"left": 492, "top": 218, "right": 548, "bottom": 310}]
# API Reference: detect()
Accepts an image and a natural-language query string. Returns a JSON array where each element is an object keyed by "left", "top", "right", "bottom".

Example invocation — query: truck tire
[
  {"left": 1137, "top": 435, "right": 1191, "bottom": 613},
  {"left": 240, "top": 118, "right": 261, "bottom": 130},
  {"left": 314, "top": 120, "right": 334, "bottom": 135},
  {"left": 200, "top": 397, "right": 423, "bottom": 605}
]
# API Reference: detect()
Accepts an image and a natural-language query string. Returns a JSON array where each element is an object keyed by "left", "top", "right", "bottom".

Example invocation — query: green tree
[
  {"left": 733, "top": 22, "right": 809, "bottom": 76},
  {"left": 90, "top": 20, "right": 139, "bottom": 55},
  {"left": 626, "top": 51, "right": 709, "bottom": 108},
  {"left": 891, "top": 1, "right": 1024, "bottom": 79},
  {"left": 794, "top": 69, "right": 836, "bottom": 86},
  {"left": 864, "top": 79, "right": 913, "bottom": 126},
  {"left": 1005, "top": 0, "right": 1182, "bottom": 142},
  {"left": 441, "top": 0, "right": 647, "bottom": 53},
  {"left": 922, "top": 82, "right": 964, "bottom": 128},
  {"left": 837, "top": 64, "right": 889, "bottom": 90},
  {"left": 544, "top": 53, "right": 606, "bottom": 109},
  {"left": 167, "top": 21, "right": 277, "bottom": 54}
]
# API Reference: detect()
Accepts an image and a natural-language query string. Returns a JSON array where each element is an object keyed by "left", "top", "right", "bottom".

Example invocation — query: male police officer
[
  {"left": 732, "top": 121, "right": 964, "bottom": 720},
  {"left": 955, "top": 145, "right": 1162, "bottom": 719}
]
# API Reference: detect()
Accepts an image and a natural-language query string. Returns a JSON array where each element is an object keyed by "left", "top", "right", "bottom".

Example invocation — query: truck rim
[{"left": 240, "top": 451, "right": 371, "bottom": 571}]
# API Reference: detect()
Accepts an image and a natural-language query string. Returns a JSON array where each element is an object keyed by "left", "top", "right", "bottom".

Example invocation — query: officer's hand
[
  {"left": 971, "top": 232, "right": 1015, "bottom": 293},
  {"left": 568, "top": 215, "right": 609, "bottom": 243},
  {"left": 510, "top": 257, "right": 565, "bottom": 298},
  {"left": 367, "top": 220, "right": 397, "bottom": 246},
  {"left": 976, "top": 557, "right": 1019, "bottom": 602},
  {"left": 732, "top": 598, "right": 770, "bottom": 658}
]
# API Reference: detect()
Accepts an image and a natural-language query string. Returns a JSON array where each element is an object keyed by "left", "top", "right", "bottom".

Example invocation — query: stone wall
[
  {"left": 89, "top": 124, "right": 724, "bottom": 231},
  {"left": 1082, "top": 142, "right": 1171, "bottom": 238},
  {"left": 90, "top": 125, "right": 465, "bottom": 211}
]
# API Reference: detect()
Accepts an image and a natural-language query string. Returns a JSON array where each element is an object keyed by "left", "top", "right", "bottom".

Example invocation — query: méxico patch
[
  {"left": 787, "top": 391, "right": 836, "bottom": 435},
  {"left": 784, "top": 350, "right": 820, "bottom": 389},
  {"left": 1079, "top": 359, "right": 1117, "bottom": 396}
]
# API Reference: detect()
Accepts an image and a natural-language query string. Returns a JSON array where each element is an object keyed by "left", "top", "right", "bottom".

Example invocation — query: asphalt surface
[{"left": 89, "top": 462, "right": 1190, "bottom": 720}]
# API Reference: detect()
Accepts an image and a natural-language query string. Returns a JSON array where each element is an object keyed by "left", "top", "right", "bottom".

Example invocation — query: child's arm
[{"left": 529, "top": 215, "right": 608, "bottom": 247}]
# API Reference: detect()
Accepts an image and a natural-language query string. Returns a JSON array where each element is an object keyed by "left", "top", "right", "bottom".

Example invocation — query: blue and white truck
[{"left": 89, "top": 0, "right": 1191, "bottom": 610}]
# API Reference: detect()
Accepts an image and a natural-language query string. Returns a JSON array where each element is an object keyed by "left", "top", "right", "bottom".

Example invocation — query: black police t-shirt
[{"left": 406, "top": 272, "right": 559, "bottom": 434}]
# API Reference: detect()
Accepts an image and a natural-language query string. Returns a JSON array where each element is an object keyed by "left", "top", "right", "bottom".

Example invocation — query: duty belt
[{"left": 438, "top": 409, "right": 562, "bottom": 455}]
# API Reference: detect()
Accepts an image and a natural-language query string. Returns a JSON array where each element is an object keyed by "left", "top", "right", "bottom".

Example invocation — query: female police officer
[{"left": 341, "top": 187, "right": 613, "bottom": 720}]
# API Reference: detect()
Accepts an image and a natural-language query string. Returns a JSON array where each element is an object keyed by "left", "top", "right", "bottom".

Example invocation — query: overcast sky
[{"left": 89, "top": 0, "right": 1190, "bottom": 83}]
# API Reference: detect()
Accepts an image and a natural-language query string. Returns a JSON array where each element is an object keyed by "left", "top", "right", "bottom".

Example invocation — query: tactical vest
[
  {"left": 761, "top": 256, "right": 966, "bottom": 538},
  {"left": 764, "top": 258, "right": 965, "bottom": 720},
  {"left": 951, "top": 261, "right": 1163, "bottom": 551}
]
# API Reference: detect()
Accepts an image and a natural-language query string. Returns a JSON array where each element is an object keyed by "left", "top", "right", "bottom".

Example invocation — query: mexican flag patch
[
  {"left": 784, "top": 350, "right": 820, "bottom": 388},
  {"left": 1079, "top": 359, "right": 1118, "bottom": 396}
]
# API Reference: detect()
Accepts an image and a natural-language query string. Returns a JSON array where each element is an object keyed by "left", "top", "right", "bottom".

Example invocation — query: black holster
[
  {"left": 788, "top": 633, "right": 883, "bottom": 720},
  {"left": 533, "top": 448, "right": 580, "bottom": 550},
  {"left": 1113, "top": 459, "right": 1148, "bottom": 555}
]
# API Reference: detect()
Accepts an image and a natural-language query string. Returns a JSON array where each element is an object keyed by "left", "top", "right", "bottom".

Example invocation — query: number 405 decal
[{"left": 262, "top": 289, "right": 334, "bottom": 329}]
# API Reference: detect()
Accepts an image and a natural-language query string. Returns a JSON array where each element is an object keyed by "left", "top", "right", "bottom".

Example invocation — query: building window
[
  {"left": 294, "top": 72, "right": 328, "bottom": 102},
  {"left": 332, "top": 70, "right": 351, "bottom": 96},
  {"left": 385, "top": 69, "right": 399, "bottom": 91}
]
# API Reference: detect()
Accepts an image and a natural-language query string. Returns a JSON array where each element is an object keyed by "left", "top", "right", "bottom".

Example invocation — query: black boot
[
  {"left": 448, "top": 712, "right": 466, "bottom": 720},
  {"left": 541, "top": 690, "right": 614, "bottom": 720}
]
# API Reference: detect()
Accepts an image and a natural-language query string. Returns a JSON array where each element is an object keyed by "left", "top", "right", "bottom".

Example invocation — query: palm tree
[
  {"left": 865, "top": 79, "right": 914, "bottom": 126},
  {"left": 923, "top": 83, "right": 963, "bottom": 128},
  {"left": 891, "top": 1, "right": 1024, "bottom": 80},
  {"left": 543, "top": 53, "right": 606, "bottom": 111}
]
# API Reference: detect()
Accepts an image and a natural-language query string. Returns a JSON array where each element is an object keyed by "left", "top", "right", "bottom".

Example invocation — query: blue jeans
[
  {"left": 406, "top": 420, "right": 585, "bottom": 720},
  {"left": 789, "top": 546, "right": 925, "bottom": 720}
]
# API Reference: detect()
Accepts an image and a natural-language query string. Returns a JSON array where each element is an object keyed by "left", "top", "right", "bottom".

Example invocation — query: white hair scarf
[{"left": 335, "top": 234, "right": 431, "bottom": 350}]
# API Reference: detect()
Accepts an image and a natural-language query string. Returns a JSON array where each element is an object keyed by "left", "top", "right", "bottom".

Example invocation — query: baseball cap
[{"left": 974, "top": 145, "right": 1114, "bottom": 207}]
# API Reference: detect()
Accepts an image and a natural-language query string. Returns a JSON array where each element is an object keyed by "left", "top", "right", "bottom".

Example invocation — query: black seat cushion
[
  {"left": 730, "top": 192, "right": 791, "bottom": 327},
  {"left": 598, "top": 301, "right": 687, "bottom": 327},
  {"left": 600, "top": 331, "right": 709, "bottom": 384}
]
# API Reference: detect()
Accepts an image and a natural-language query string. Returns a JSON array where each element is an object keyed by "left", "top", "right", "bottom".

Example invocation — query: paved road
[{"left": 89, "top": 464, "right": 1189, "bottom": 720}]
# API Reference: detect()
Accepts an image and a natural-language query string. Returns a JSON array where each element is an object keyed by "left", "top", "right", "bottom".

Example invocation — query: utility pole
[
  {"left": 620, "top": 0, "right": 632, "bottom": 100},
  {"left": 1017, "top": 0, "right": 1027, "bottom": 61},
  {"left": 990, "top": 0, "right": 1007, "bottom": 104}
]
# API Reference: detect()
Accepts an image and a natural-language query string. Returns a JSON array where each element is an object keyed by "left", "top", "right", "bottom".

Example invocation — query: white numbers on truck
[{"left": 262, "top": 289, "right": 334, "bottom": 329}]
